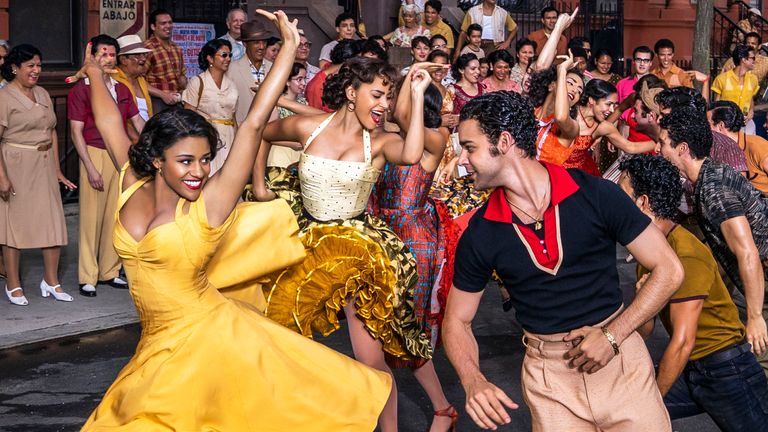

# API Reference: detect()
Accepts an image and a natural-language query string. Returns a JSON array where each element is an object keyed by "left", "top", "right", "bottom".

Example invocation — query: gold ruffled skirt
[{"left": 251, "top": 167, "right": 432, "bottom": 361}]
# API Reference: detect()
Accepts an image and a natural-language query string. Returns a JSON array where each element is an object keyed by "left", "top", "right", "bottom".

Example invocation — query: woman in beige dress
[
  {"left": 182, "top": 39, "right": 238, "bottom": 175},
  {"left": 0, "top": 44, "right": 76, "bottom": 306}
]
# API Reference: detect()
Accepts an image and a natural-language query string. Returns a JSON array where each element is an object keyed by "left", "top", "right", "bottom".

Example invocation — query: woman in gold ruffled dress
[
  {"left": 252, "top": 57, "right": 433, "bottom": 432},
  {"left": 77, "top": 10, "right": 391, "bottom": 431}
]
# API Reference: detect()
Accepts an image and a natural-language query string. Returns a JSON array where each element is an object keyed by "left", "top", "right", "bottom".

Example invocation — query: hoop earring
[{"left": 347, "top": 102, "right": 355, "bottom": 112}]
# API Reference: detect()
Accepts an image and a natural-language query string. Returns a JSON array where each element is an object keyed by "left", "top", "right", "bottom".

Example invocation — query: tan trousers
[
  {"left": 78, "top": 146, "right": 120, "bottom": 285},
  {"left": 521, "top": 311, "right": 671, "bottom": 432}
]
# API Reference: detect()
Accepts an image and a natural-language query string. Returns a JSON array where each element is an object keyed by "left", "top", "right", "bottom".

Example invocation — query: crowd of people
[{"left": 0, "top": 0, "right": 767, "bottom": 431}]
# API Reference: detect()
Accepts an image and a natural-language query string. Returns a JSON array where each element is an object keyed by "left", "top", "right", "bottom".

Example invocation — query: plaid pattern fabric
[{"left": 144, "top": 36, "right": 186, "bottom": 92}]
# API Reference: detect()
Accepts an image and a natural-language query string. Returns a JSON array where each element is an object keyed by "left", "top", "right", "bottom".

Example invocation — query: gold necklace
[{"left": 505, "top": 195, "right": 545, "bottom": 230}]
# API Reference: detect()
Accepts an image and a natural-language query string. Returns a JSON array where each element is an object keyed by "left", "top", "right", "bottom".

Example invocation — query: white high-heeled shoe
[
  {"left": 40, "top": 280, "right": 73, "bottom": 302},
  {"left": 5, "top": 286, "right": 28, "bottom": 306}
]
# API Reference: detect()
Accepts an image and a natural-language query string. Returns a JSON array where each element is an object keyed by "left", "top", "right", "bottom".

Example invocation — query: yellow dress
[{"left": 81, "top": 165, "right": 391, "bottom": 431}]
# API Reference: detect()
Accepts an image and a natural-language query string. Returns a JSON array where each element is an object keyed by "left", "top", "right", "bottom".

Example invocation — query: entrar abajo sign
[{"left": 100, "top": 0, "right": 147, "bottom": 39}]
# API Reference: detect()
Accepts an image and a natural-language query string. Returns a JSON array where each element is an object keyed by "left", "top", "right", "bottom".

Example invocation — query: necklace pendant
[{"left": 534, "top": 221, "right": 542, "bottom": 230}]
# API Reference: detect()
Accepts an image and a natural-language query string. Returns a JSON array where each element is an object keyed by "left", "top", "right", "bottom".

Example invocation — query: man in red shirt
[{"left": 68, "top": 35, "right": 144, "bottom": 297}]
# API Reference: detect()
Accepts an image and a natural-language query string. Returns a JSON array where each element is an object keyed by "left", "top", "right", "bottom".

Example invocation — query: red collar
[{"left": 484, "top": 162, "right": 580, "bottom": 224}]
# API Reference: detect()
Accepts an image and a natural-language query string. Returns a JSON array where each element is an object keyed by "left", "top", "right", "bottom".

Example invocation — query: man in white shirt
[
  {"left": 219, "top": 7, "right": 247, "bottom": 62},
  {"left": 456, "top": 0, "right": 517, "bottom": 55},
  {"left": 318, "top": 12, "right": 357, "bottom": 69}
]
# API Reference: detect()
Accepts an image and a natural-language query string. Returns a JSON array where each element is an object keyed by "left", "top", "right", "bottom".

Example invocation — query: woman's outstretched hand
[
  {"left": 65, "top": 42, "right": 117, "bottom": 84},
  {"left": 410, "top": 68, "right": 433, "bottom": 94},
  {"left": 255, "top": 9, "right": 299, "bottom": 48}
]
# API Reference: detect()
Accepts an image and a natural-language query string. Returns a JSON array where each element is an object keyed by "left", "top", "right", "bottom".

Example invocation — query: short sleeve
[
  {"left": 461, "top": 14, "right": 471, "bottom": 32},
  {"left": 505, "top": 15, "right": 517, "bottom": 32},
  {"left": 67, "top": 84, "right": 88, "bottom": 122},
  {"left": 453, "top": 227, "right": 494, "bottom": 293},
  {"left": 711, "top": 74, "right": 725, "bottom": 95},
  {"left": 182, "top": 75, "right": 201, "bottom": 106},
  {"left": 319, "top": 42, "right": 335, "bottom": 62},
  {"left": 671, "top": 254, "right": 713, "bottom": 301},
  {"left": 0, "top": 91, "right": 9, "bottom": 128},
  {"left": 596, "top": 178, "right": 651, "bottom": 245},
  {"left": 701, "top": 182, "right": 746, "bottom": 227}
]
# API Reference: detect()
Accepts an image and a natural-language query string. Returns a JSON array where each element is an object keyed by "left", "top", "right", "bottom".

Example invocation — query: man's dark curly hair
[
  {"left": 527, "top": 66, "right": 556, "bottom": 108},
  {"left": 656, "top": 86, "right": 706, "bottom": 113},
  {"left": 322, "top": 57, "right": 398, "bottom": 110},
  {"left": 619, "top": 155, "right": 683, "bottom": 221},
  {"left": 659, "top": 106, "right": 712, "bottom": 159},
  {"left": 128, "top": 109, "right": 220, "bottom": 178},
  {"left": 459, "top": 91, "right": 538, "bottom": 158},
  {"left": 709, "top": 100, "right": 745, "bottom": 132}
]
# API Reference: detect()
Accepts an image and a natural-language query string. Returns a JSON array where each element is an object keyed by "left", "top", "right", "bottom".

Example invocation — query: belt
[
  {"left": 4, "top": 142, "right": 52, "bottom": 151},
  {"left": 522, "top": 335, "right": 580, "bottom": 351},
  {"left": 210, "top": 119, "right": 235, "bottom": 126},
  {"left": 688, "top": 341, "right": 750, "bottom": 368}
]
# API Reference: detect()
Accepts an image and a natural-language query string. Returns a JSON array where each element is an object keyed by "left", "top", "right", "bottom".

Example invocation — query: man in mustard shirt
[
  {"left": 712, "top": 44, "right": 760, "bottom": 133},
  {"left": 423, "top": 1, "right": 454, "bottom": 50},
  {"left": 619, "top": 155, "right": 768, "bottom": 431}
]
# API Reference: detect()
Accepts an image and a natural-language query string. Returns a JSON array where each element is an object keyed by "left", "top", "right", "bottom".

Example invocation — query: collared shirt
[
  {"left": 526, "top": 29, "right": 567, "bottom": 57},
  {"left": 111, "top": 67, "right": 154, "bottom": 119},
  {"left": 720, "top": 54, "right": 768, "bottom": 85},
  {"left": 304, "top": 63, "right": 321, "bottom": 83},
  {"left": 651, "top": 64, "right": 693, "bottom": 88},
  {"left": 693, "top": 158, "right": 768, "bottom": 290},
  {"left": 711, "top": 130, "right": 748, "bottom": 172},
  {"left": 68, "top": 78, "right": 138, "bottom": 149},
  {"left": 250, "top": 59, "right": 270, "bottom": 83},
  {"left": 425, "top": 18, "right": 455, "bottom": 49},
  {"left": 711, "top": 69, "right": 760, "bottom": 114},
  {"left": 144, "top": 35, "right": 186, "bottom": 92},
  {"left": 453, "top": 163, "right": 650, "bottom": 334},
  {"left": 219, "top": 32, "right": 246, "bottom": 62},
  {"left": 738, "top": 132, "right": 768, "bottom": 194}
]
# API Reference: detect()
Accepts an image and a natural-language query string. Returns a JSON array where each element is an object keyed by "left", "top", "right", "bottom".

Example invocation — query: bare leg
[
  {"left": 42, "top": 247, "right": 64, "bottom": 292},
  {"left": 413, "top": 360, "right": 455, "bottom": 431},
  {"left": 344, "top": 302, "right": 398, "bottom": 432},
  {"left": 3, "top": 245, "right": 22, "bottom": 294}
]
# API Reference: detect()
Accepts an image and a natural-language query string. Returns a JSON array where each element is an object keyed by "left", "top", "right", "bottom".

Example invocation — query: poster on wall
[
  {"left": 172, "top": 23, "right": 216, "bottom": 79},
  {"left": 100, "top": 0, "right": 147, "bottom": 39}
]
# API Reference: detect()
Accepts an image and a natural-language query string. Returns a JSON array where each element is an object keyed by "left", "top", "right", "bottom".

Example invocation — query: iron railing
[
  {"left": 733, "top": 0, "right": 768, "bottom": 42},
  {"left": 713, "top": 6, "right": 747, "bottom": 76}
]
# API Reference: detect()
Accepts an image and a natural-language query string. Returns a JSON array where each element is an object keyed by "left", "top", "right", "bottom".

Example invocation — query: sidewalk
[{"left": 0, "top": 205, "right": 138, "bottom": 350}]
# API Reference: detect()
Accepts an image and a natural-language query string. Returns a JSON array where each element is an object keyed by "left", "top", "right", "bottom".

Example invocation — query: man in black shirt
[
  {"left": 658, "top": 106, "right": 768, "bottom": 373},
  {"left": 443, "top": 91, "right": 683, "bottom": 430}
]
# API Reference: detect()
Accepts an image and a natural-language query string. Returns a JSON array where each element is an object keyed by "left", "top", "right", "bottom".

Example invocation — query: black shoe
[
  {"left": 79, "top": 283, "right": 97, "bottom": 297},
  {"left": 98, "top": 277, "right": 129, "bottom": 289}
]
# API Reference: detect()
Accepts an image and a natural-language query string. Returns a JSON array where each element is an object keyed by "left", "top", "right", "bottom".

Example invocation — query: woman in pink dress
[{"left": 481, "top": 50, "right": 522, "bottom": 94}]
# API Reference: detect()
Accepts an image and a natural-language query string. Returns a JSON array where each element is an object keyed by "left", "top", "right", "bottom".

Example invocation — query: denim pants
[{"left": 664, "top": 341, "right": 768, "bottom": 432}]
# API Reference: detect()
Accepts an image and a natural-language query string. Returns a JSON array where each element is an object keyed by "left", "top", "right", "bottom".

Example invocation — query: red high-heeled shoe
[{"left": 431, "top": 404, "right": 459, "bottom": 432}]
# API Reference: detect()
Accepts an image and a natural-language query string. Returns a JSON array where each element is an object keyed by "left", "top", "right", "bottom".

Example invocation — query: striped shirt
[{"left": 144, "top": 36, "right": 186, "bottom": 92}]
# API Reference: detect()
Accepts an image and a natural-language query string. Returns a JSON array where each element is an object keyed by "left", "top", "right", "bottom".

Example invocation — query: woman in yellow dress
[{"left": 77, "top": 10, "right": 391, "bottom": 431}]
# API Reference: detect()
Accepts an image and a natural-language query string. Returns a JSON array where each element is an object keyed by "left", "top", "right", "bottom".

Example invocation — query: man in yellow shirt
[
  {"left": 423, "top": 1, "right": 454, "bottom": 50},
  {"left": 712, "top": 45, "right": 760, "bottom": 133},
  {"left": 721, "top": 32, "right": 768, "bottom": 84},
  {"left": 651, "top": 39, "right": 693, "bottom": 88},
  {"left": 619, "top": 155, "right": 768, "bottom": 431}
]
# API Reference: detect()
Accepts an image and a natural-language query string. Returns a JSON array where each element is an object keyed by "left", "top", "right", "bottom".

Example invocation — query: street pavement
[{"left": 0, "top": 208, "right": 719, "bottom": 431}]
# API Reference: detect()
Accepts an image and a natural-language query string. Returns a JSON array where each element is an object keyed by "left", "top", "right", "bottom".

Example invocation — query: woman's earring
[
  {"left": 347, "top": 101, "right": 355, "bottom": 112},
  {"left": 12, "top": 69, "right": 17, "bottom": 75}
]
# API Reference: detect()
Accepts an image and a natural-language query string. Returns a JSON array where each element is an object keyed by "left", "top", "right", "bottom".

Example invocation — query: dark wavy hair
[
  {"left": 527, "top": 66, "right": 556, "bottom": 108},
  {"left": 732, "top": 44, "right": 754, "bottom": 66},
  {"left": 129, "top": 109, "right": 220, "bottom": 178},
  {"left": 90, "top": 34, "right": 120, "bottom": 55},
  {"left": 284, "top": 62, "right": 306, "bottom": 93},
  {"left": 656, "top": 86, "right": 706, "bottom": 114},
  {"left": 516, "top": 38, "right": 537, "bottom": 55},
  {"left": 709, "top": 100, "right": 745, "bottom": 132},
  {"left": 0, "top": 44, "right": 42, "bottom": 82},
  {"left": 329, "top": 39, "right": 361, "bottom": 65},
  {"left": 579, "top": 79, "right": 616, "bottom": 106},
  {"left": 360, "top": 38, "right": 388, "bottom": 62},
  {"left": 424, "top": 83, "right": 443, "bottom": 129},
  {"left": 487, "top": 49, "right": 513, "bottom": 67},
  {"left": 460, "top": 91, "right": 538, "bottom": 159},
  {"left": 451, "top": 52, "right": 478, "bottom": 81},
  {"left": 659, "top": 105, "right": 712, "bottom": 159},
  {"left": 198, "top": 39, "right": 232, "bottom": 71},
  {"left": 619, "top": 155, "right": 683, "bottom": 221},
  {"left": 322, "top": 57, "right": 398, "bottom": 110}
]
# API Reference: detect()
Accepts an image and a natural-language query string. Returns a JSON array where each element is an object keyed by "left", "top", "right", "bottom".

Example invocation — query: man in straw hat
[
  {"left": 226, "top": 19, "right": 274, "bottom": 124},
  {"left": 113, "top": 34, "right": 153, "bottom": 123}
]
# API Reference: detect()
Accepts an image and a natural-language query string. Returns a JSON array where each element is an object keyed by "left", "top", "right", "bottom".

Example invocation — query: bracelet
[{"left": 601, "top": 326, "right": 620, "bottom": 356}]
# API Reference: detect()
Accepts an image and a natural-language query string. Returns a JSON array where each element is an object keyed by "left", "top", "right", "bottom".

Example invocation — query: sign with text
[
  {"left": 172, "top": 22, "right": 216, "bottom": 79},
  {"left": 100, "top": 0, "right": 146, "bottom": 39}
]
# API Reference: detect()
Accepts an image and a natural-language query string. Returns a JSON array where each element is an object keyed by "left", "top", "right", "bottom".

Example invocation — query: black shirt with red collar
[{"left": 454, "top": 163, "right": 651, "bottom": 334}]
